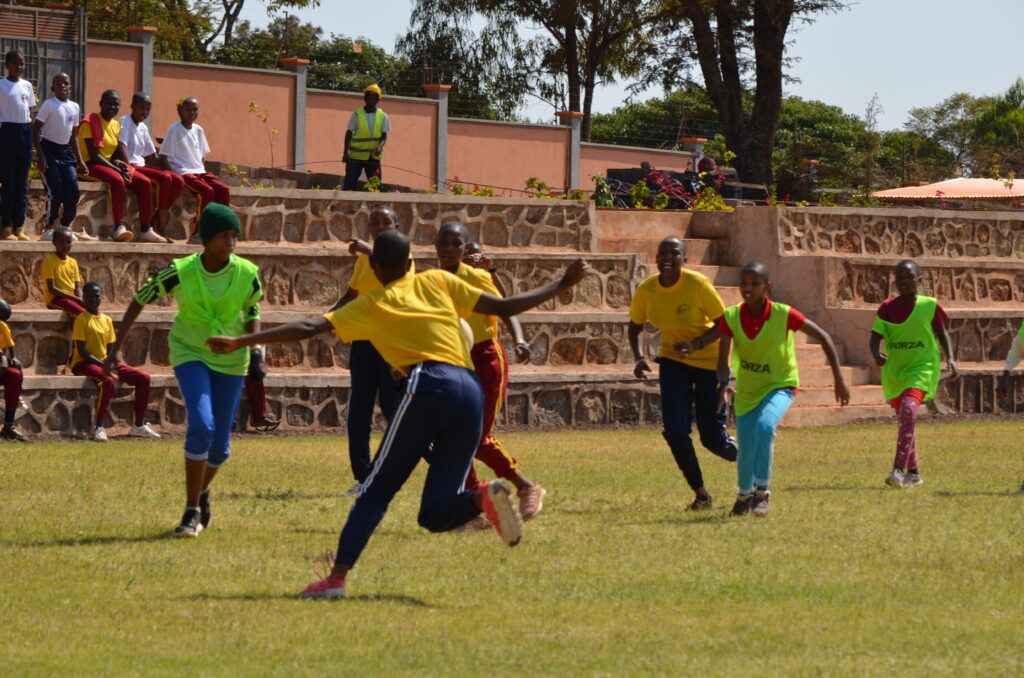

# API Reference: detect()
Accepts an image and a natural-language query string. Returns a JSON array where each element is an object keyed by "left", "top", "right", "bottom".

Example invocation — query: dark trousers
[
  {"left": 0, "top": 122, "right": 32, "bottom": 228},
  {"left": 658, "top": 357, "right": 737, "bottom": 491},
  {"left": 346, "top": 340, "right": 400, "bottom": 482},
  {"left": 336, "top": 361, "right": 483, "bottom": 567},
  {"left": 40, "top": 138, "right": 80, "bottom": 227},
  {"left": 342, "top": 159, "right": 381, "bottom": 190}
]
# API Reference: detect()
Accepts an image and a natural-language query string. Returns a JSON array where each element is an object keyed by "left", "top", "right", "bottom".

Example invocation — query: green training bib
[
  {"left": 872, "top": 295, "right": 940, "bottom": 401},
  {"left": 723, "top": 301, "right": 799, "bottom": 416}
]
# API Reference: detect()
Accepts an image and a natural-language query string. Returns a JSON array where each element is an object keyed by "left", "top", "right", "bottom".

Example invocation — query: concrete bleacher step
[{"left": 782, "top": 404, "right": 892, "bottom": 428}]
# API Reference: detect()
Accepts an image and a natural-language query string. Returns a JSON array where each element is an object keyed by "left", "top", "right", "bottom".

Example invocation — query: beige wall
[
  {"left": 85, "top": 42, "right": 141, "bottom": 112},
  {"left": 306, "top": 91, "right": 436, "bottom": 189},
  {"left": 449, "top": 119, "right": 568, "bottom": 195},
  {"left": 580, "top": 143, "right": 695, "bottom": 189},
  {"left": 150, "top": 62, "right": 296, "bottom": 171}
]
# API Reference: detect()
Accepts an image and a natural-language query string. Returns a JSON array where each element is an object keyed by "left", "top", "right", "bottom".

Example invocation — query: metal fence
[{"left": 0, "top": 4, "right": 87, "bottom": 105}]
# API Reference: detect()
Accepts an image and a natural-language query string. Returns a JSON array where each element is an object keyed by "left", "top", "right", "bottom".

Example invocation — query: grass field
[{"left": 1, "top": 421, "right": 1022, "bottom": 677}]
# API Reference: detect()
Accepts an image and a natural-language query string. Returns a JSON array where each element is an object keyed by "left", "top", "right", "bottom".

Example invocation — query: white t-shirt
[
  {"left": 118, "top": 114, "right": 157, "bottom": 167},
  {"left": 159, "top": 121, "right": 210, "bottom": 174},
  {"left": 35, "top": 97, "right": 80, "bottom": 144},
  {"left": 0, "top": 78, "right": 37, "bottom": 123},
  {"left": 346, "top": 108, "right": 391, "bottom": 135}
]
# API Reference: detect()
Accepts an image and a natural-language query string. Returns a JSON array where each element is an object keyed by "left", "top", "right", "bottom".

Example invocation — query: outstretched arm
[
  {"left": 998, "top": 334, "right": 1022, "bottom": 399},
  {"left": 105, "top": 299, "right": 145, "bottom": 372},
  {"left": 207, "top": 317, "right": 333, "bottom": 354},
  {"left": 472, "top": 259, "right": 588, "bottom": 318},
  {"left": 715, "top": 335, "right": 733, "bottom": 410},
  {"left": 801, "top": 318, "right": 850, "bottom": 406},
  {"left": 937, "top": 324, "right": 958, "bottom": 379},
  {"left": 628, "top": 321, "right": 652, "bottom": 379},
  {"left": 869, "top": 331, "right": 886, "bottom": 367}
]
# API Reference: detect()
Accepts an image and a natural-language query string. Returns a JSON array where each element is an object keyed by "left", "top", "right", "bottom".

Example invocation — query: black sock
[
  {"left": 141, "top": 224, "right": 151, "bottom": 232},
  {"left": 907, "top": 468, "right": 917, "bottom": 474}
]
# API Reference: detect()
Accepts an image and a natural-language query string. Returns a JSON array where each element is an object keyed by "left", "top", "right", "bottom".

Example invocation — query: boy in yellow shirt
[
  {"left": 71, "top": 282, "right": 158, "bottom": 442},
  {"left": 0, "top": 299, "right": 28, "bottom": 441},
  {"left": 208, "top": 230, "right": 588, "bottom": 598},
  {"left": 41, "top": 228, "right": 86, "bottom": 317}
]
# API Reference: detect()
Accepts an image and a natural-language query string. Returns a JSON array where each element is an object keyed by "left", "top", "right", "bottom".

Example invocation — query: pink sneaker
[
  {"left": 518, "top": 484, "right": 546, "bottom": 521},
  {"left": 300, "top": 550, "right": 347, "bottom": 598},
  {"left": 481, "top": 480, "right": 523, "bottom": 546}
]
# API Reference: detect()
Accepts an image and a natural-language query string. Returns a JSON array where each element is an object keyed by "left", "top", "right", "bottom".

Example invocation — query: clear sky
[{"left": 240, "top": 0, "right": 1024, "bottom": 130}]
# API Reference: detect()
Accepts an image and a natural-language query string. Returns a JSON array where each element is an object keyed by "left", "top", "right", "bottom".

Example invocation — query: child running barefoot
[
  {"left": 33, "top": 73, "right": 92, "bottom": 241},
  {"left": 72, "top": 282, "right": 158, "bottom": 442},
  {"left": 717, "top": 261, "right": 850, "bottom": 517},
  {"left": 0, "top": 50, "right": 37, "bottom": 241},
  {"left": 328, "top": 205, "right": 413, "bottom": 489},
  {"left": 206, "top": 230, "right": 588, "bottom": 597},
  {"left": 107, "top": 204, "right": 262, "bottom": 536},
  {"left": 435, "top": 221, "right": 546, "bottom": 521},
  {"left": 0, "top": 299, "right": 29, "bottom": 442},
  {"left": 870, "top": 259, "right": 956, "bottom": 489},
  {"left": 41, "top": 227, "right": 86, "bottom": 318}
]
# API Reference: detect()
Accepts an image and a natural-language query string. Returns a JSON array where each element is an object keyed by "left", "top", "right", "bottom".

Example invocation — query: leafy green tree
[
  {"left": 211, "top": 16, "right": 323, "bottom": 69},
  {"left": 972, "top": 78, "right": 1024, "bottom": 177},
  {"left": 588, "top": 84, "right": 723, "bottom": 148},
  {"left": 906, "top": 92, "right": 989, "bottom": 176}
]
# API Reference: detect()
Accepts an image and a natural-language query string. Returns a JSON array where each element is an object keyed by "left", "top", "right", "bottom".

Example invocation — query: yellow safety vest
[{"left": 349, "top": 107, "right": 385, "bottom": 161}]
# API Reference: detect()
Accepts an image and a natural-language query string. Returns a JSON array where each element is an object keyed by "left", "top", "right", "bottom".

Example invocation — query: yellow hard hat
[{"left": 363, "top": 84, "right": 382, "bottom": 98}]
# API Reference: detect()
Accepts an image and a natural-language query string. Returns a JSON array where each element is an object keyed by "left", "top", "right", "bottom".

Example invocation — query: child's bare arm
[
  {"left": 715, "top": 335, "right": 733, "bottom": 409},
  {"left": 76, "top": 340, "right": 103, "bottom": 367},
  {"left": 45, "top": 278, "right": 84, "bottom": 304},
  {"left": 801, "top": 318, "right": 850, "bottom": 405},
  {"left": 106, "top": 299, "right": 144, "bottom": 371},
  {"left": 628, "top": 321, "right": 651, "bottom": 379},
  {"left": 869, "top": 331, "right": 886, "bottom": 366},
  {"left": 342, "top": 130, "right": 353, "bottom": 162},
  {"left": 70, "top": 124, "right": 87, "bottom": 173},
  {"left": 327, "top": 287, "right": 357, "bottom": 312},
  {"left": 207, "top": 317, "right": 333, "bottom": 354},
  {"left": 472, "top": 260, "right": 588, "bottom": 318},
  {"left": 937, "top": 324, "right": 958, "bottom": 378}
]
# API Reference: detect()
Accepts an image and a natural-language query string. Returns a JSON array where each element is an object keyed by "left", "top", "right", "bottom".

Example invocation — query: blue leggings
[
  {"left": 175, "top": 361, "right": 245, "bottom": 467},
  {"left": 735, "top": 388, "right": 795, "bottom": 495}
]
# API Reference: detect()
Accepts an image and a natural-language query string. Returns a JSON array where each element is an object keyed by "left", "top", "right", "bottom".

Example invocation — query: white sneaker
[
  {"left": 40, "top": 228, "right": 54, "bottom": 241},
  {"left": 73, "top": 229, "right": 98, "bottom": 241},
  {"left": 138, "top": 228, "right": 166, "bottom": 243},
  {"left": 885, "top": 468, "right": 905, "bottom": 488},
  {"left": 130, "top": 423, "right": 161, "bottom": 438},
  {"left": 92, "top": 426, "right": 108, "bottom": 442},
  {"left": 112, "top": 224, "right": 134, "bottom": 242}
]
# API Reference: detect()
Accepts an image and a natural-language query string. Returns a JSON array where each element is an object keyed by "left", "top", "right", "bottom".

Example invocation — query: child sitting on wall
[
  {"left": 41, "top": 227, "right": 86, "bottom": 318},
  {"left": 0, "top": 299, "right": 29, "bottom": 442}
]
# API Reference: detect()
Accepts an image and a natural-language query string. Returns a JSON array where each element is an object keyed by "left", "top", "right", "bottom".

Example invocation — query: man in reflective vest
[{"left": 343, "top": 84, "right": 390, "bottom": 190}]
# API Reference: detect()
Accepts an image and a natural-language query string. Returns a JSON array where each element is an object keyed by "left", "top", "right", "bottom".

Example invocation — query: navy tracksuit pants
[
  {"left": 347, "top": 340, "right": 401, "bottom": 482},
  {"left": 336, "top": 361, "right": 483, "bottom": 567},
  {"left": 40, "top": 138, "right": 80, "bottom": 227},
  {"left": 658, "top": 357, "right": 737, "bottom": 491},
  {"left": 0, "top": 122, "right": 32, "bottom": 228}
]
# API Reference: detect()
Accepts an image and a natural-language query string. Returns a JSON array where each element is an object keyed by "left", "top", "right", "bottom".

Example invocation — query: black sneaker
[
  {"left": 174, "top": 508, "right": 204, "bottom": 538},
  {"left": 688, "top": 494, "right": 713, "bottom": 511},
  {"left": 199, "top": 489, "right": 211, "bottom": 528},
  {"left": 730, "top": 495, "right": 753, "bottom": 516},
  {"left": 752, "top": 490, "right": 771, "bottom": 518},
  {"left": 1, "top": 427, "right": 28, "bottom": 442}
]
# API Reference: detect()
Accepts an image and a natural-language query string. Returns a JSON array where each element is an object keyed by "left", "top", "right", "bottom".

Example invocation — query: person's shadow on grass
[
  {"left": 183, "top": 592, "right": 432, "bottom": 606},
  {"left": 3, "top": 529, "right": 170, "bottom": 548}
]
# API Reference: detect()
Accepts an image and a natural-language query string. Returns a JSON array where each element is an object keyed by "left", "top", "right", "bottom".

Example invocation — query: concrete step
[
  {"left": 795, "top": 385, "right": 884, "bottom": 407},
  {"left": 799, "top": 365, "right": 871, "bottom": 387},
  {"left": 782, "top": 404, "right": 892, "bottom": 428},
  {"left": 690, "top": 265, "right": 740, "bottom": 286},
  {"left": 596, "top": 236, "right": 725, "bottom": 265}
]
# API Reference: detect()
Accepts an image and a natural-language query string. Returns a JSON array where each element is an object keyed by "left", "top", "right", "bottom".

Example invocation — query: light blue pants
[
  {"left": 175, "top": 361, "right": 245, "bottom": 467},
  {"left": 735, "top": 388, "right": 795, "bottom": 495}
]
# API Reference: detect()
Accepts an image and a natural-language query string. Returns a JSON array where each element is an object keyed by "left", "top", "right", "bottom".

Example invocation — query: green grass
[{"left": 1, "top": 422, "right": 1022, "bottom": 676}]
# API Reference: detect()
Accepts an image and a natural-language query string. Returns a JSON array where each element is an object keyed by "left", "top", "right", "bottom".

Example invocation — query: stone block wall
[{"left": 26, "top": 183, "right": 597, "bottom": 251}]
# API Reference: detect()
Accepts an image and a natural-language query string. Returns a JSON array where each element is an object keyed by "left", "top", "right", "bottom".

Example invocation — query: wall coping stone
[
  {"left": 153, "top": 59, "right": 297, "bottom": 78},
  {"left": 781, "top": 205, "right": 1024, "bottom": 221},
  {"left": 307, "top": 88, "right": 440, "bottom": 106}
]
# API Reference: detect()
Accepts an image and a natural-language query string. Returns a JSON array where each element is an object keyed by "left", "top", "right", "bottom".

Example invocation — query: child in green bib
[
  {"left": 997, "top": 324, "right": 1024, "bottom": 495},
  {"left": 716, "top": 262, "right": 850, "bottom": 517},
  {"left": 870, "top": 259, "right": 956, "bottom": 489}
]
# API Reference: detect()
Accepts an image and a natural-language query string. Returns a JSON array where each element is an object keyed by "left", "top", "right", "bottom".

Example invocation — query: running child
[
  {"left": 0, "top": 299, "right": 28, "bottom": 442},
  {"left": 119, "top": 92, "right": 184, "bottom": 243},
  {"left": 435, "top": 221, "right": 546, "bottom": 521},
  {"left": 159, "top": 97, "right": 230, "bottom": 241},
  {"left": 41, "top": 227, "right": 86, "bottom": 318},
  {"left": 206, "top": 229, "right": 589, "bottom": 597},
  {"left": 629, "top": 236, "right": 737, "bottom": 511},
  {"left": 33, "top": 72, "right": 93, "bottom": 241},
  {"left": 106, "top": 203, "right": 262, "bottom": 537},
  {"left": 78, "top": 89, "right": 154, "bottom": 242},
  {"left": 72, "top": 282, "right": 158, "bottom": 442},
  {"left": 870, "top": 259, "right": 956, "bottom": 489},
  {"left": 0, "top": 50, "right": 37, "bottom": 241},
  {"left": 717, "top": 261, "right": 850, "bottom": 517},
  {"left": 328, "top": 205, "right": 413, "bottom": 488}
]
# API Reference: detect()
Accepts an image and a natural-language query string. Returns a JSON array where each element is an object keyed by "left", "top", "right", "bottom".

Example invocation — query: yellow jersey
[
  {"left": 0, "top": 320, "right": 13, "bottom": 350},
  {"left": 71, "top": 311, "right": 116, "bottom": 365},
  {"left": 78, "top": 115, "right": 121, "bottom": 161},
  {"left": 348, "top": 253, "right": 416, "bottom": 296},
  {"left": 450, "top": 263, "right": 501, "bottom": 345},
  {"left": 325, "top": 269, "right": 482, "bottom": 374},
  {"left": 41, "top": 253, "right": 82, "bottom": 305},
  {"left": 629, "top": 269, "right": 725, "bottom": 370}
]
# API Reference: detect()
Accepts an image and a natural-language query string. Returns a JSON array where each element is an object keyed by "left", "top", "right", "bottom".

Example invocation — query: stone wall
[
  {"left": 828, "top": 259, "right": 1024, "bottom": 307},
  {"left": 26, "top": 183, "right": 597, "bottom": 251},
  {"left": 15, "top": 374, "right": 661, "bottom": 437}
]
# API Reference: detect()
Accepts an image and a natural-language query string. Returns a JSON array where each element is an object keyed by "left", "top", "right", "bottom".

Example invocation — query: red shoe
[
  {"left": 481, "top": 480, "right": 523, "bottom": 546},
  {"left": 300, "top": 550, "right": 347, "bottom": 598}
]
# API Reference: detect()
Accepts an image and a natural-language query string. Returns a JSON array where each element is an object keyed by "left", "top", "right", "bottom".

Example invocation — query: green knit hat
[{"left": 199, "top": 203, "right": 241, "bottom": 244}]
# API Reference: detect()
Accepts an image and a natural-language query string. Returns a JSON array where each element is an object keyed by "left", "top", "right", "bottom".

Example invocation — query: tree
[
  {"left": 905, "top": 92, "right": 989, "bottom": 177},
  {"left": 972, "top": 78, "right": 1024, "bottom": 177},
  {"left": 588, "top": 84, "right": 723, "bottom": 148},
  {"left": 645, "top": 0, "right": 846, "bottom": 185},
  {"left": 211, "top": 16, "right": 323, "bottom": 69}
]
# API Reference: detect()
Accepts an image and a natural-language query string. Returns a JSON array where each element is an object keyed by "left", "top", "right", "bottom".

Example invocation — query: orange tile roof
[{"left": 872, "top": 178, "right": 1023, "bottom": 200}]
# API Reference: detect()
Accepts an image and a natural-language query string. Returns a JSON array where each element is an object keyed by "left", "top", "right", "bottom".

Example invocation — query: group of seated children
[{"left": 2, "top": 49, "right": 229, "bottom": 243}]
